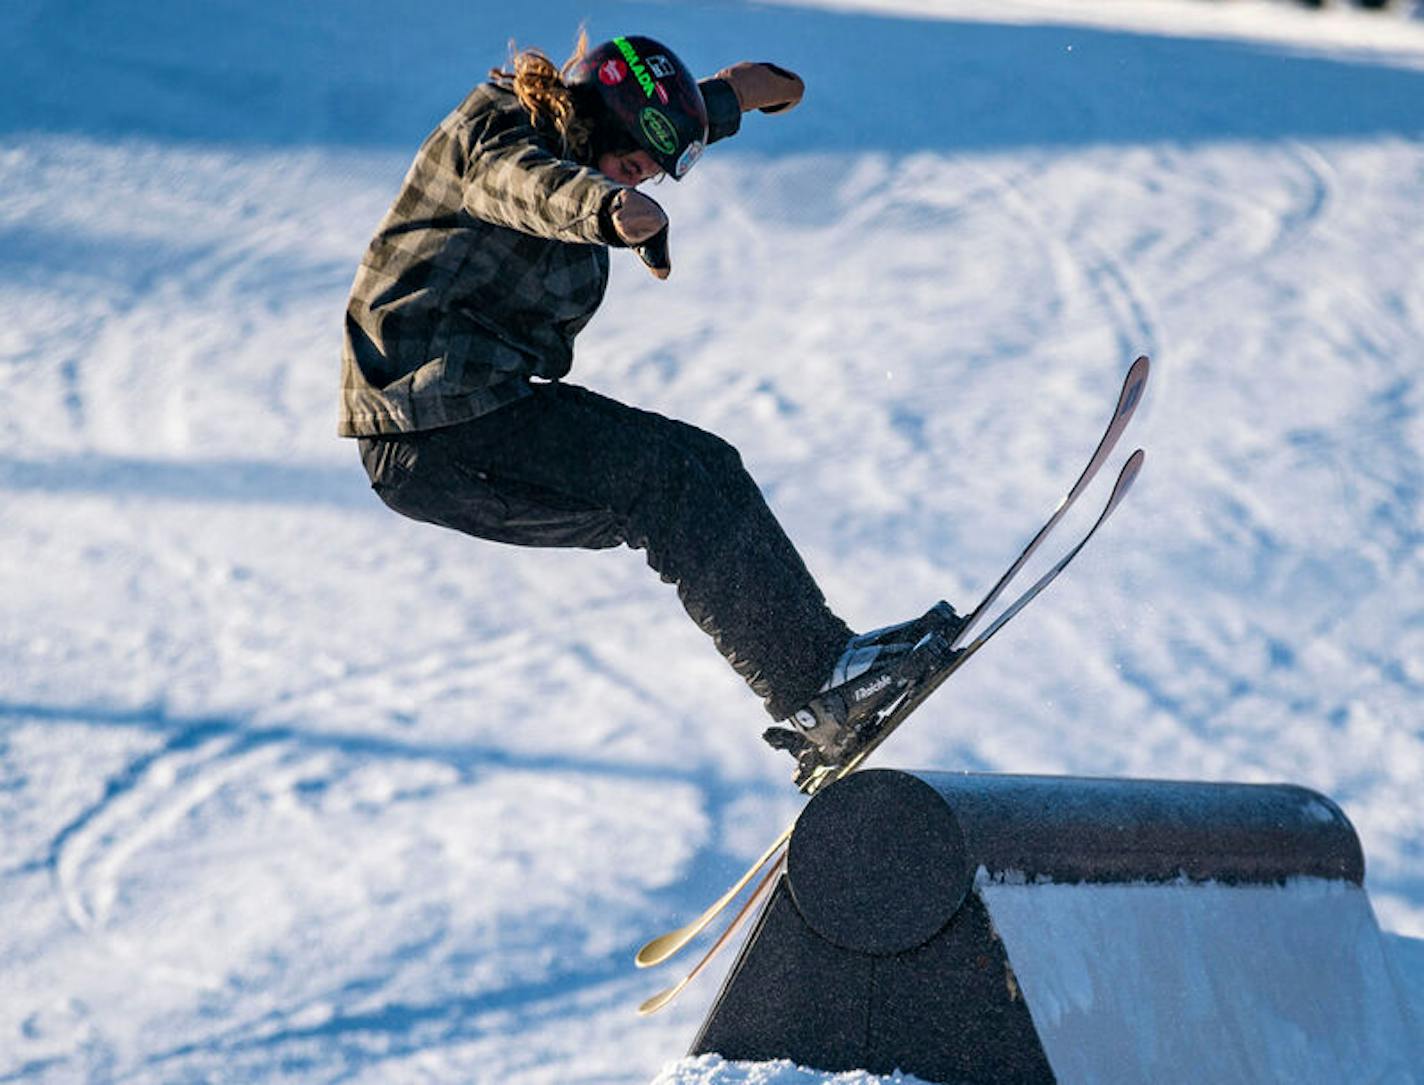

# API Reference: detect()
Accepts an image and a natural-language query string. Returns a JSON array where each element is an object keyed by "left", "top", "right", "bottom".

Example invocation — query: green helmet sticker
[
  {"left": 639, "top": 107, "right": 679, "bottom": 156},
  {"left": 615, "top": 36, "right": 658, "bottom": 100}
]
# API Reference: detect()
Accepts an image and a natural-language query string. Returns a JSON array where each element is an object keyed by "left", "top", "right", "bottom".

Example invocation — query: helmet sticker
[
  {"left": 674, "top": 139, "right": 705, "bottom": 178},
  {"left": 639, "top": 107, "right": 679, "bottom": 156},
  {"left": 598, "top": 58, "right": 627, "bottom": 86},
  {"left": 647, "top": 55, "right": 677, "bottom": 79},
  {"left": 614, "top": 36, "right": 660, "bottom": 101}
]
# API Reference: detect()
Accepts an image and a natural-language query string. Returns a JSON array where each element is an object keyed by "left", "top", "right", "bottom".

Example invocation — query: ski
[
  {"left": 951, "top": 354, "right": 1148, "bottom": 649},
  {"left": 634, "top": 825, "right": 792, "bottom": 969},
  {"left": 801, "top": 448, "right": 1145, "bottom": 794},
  {"left": 632, "top": 356, "right": 1149, "bottom": 976},
  {"left": 636, "top": 448, "right": 1145, "bottom": 1013},
  {"left": 637, "top": 851, "right": 787, "bottom": 1016}
]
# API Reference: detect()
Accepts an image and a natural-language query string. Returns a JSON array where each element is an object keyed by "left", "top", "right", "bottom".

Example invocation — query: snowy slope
[{"left": 2, "top": 0, "right": 1423, "bottom": 1081}]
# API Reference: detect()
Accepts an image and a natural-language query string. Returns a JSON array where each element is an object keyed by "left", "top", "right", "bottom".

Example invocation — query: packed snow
[
  {"left": 2, "top": 0, "right": 1423, "bottom": 1081},
  {"left": 977, "top": 878, "right": 1419, "bottom": 1082},
  {"left": 653, "top": 1055, "right": 936, "bottom": 1084}
]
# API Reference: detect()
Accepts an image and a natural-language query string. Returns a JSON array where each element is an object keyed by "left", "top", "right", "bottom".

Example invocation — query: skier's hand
[
  {"left": 635, "top": 226, "right": 672, "bottom": 281},
  {"left": 610, "top": 189, "right": 666, "bottom": 245},
  {"left": 610, "top": 189, "right": 672, "bottom": 280},
  {"left": 715, "top": 61, "right": 805, "bottom": 114}
]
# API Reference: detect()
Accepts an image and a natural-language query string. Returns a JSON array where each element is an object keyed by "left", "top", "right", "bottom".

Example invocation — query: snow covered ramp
[{"left": 692, "top": 770, "right": 1420, "bottom": 1084}]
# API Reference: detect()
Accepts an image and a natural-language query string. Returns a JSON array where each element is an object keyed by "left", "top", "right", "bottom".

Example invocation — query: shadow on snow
[
  {"left": 0, "top": 455, "right": 373, "bottom": 507},
  {"left": 1, "top": 1, "right": 1421, "bottom": 153}
]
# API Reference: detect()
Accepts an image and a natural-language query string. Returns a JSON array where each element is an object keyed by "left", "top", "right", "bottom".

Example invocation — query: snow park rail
[{"left": 689, "top": 770, "right": 1422, "bottom": 1084}]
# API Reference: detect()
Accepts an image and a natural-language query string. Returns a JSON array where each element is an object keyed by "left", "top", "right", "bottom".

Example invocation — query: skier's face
[{"left": 599, "top": 149, "right": 662, "bottom": 186}]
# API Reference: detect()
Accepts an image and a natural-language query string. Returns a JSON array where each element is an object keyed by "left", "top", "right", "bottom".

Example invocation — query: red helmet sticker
[
  {"left": 655, "top": 82, "right": 669, "bottom": 105},
  {"left": 598, "top": 58, "right": 627, "bottom": 86}
]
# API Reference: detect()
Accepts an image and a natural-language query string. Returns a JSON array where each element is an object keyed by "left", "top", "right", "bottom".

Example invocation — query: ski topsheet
[{"left": 634, "top": 356, "right": 1151, "bottom": 1004}]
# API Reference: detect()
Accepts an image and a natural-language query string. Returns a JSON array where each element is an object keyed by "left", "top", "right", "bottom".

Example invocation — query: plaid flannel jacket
[{"left": 339, "top": 77, "right": 742, "bottom": 436}]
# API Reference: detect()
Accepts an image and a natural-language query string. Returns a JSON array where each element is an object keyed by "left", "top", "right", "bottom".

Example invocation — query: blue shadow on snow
[
  {"left": 0, "top": 454, "right": 374, "bottom": 507},
  {"left": 1, "top": 0, "right": 1421, "bottom": 153}
]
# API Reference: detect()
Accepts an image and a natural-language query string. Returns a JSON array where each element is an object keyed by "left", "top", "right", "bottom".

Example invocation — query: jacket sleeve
[
  {"left": 461, "top": 121, "right": 624, "bottom": 245},
  {"left": 699, "top": 77, "right": 743, "bottom": 146}
]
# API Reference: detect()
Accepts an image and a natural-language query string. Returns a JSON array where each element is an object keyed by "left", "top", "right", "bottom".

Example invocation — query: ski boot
[{"left": 763, "top": 601, "right": 965, "bottom": 791}]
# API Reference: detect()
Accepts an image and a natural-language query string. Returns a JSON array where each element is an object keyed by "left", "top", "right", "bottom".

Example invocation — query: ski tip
[
  {"left": 1118, "top": 357, "right": 1150, "bottom": 418},
  {"left": 637, "top": 982, "right": 682, "bottom": 1016},
  {"left": 635, "top": 932, "right": 684, "bottom": 969},
  {"left": 1115, "top": 448, "right": 1146, "bottom": 495}
]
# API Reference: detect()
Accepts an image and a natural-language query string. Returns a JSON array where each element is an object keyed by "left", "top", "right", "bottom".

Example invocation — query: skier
[{"left": 340, "top": 32, "right": 962, "bottom": 779}]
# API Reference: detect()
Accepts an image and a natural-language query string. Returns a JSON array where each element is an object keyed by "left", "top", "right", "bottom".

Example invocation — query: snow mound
[{"left": 653, "top": 1054, "right": 937, "bottom": 1085}]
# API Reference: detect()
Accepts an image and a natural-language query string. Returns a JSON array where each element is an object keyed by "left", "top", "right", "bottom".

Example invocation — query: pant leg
[{"left": 359, "top": 382, "right": 850, "bottom": 718}]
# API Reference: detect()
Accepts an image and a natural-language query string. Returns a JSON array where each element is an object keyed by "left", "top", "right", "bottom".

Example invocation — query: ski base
[{"left": 800, "top": 447, "right": 1144, "bottom": 796}]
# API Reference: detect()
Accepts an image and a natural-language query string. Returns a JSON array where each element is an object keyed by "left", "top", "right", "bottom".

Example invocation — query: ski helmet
[{"left": 568, "top": 36, "right": 709, "bottom": 180}]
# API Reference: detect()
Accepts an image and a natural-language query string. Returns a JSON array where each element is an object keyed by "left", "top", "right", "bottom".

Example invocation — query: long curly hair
[{"left": 490, "top": 29, "right": 595, "bottom": 160}]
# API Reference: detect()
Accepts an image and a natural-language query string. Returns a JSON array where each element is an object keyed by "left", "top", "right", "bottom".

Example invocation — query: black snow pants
[{"left": 357, "top": 382, "right": 851, "bottom": 719}]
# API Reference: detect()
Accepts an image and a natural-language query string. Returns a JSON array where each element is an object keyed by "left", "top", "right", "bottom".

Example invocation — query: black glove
[{"left": 635, "top": 225, "right": 671, "bottom": 279}]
